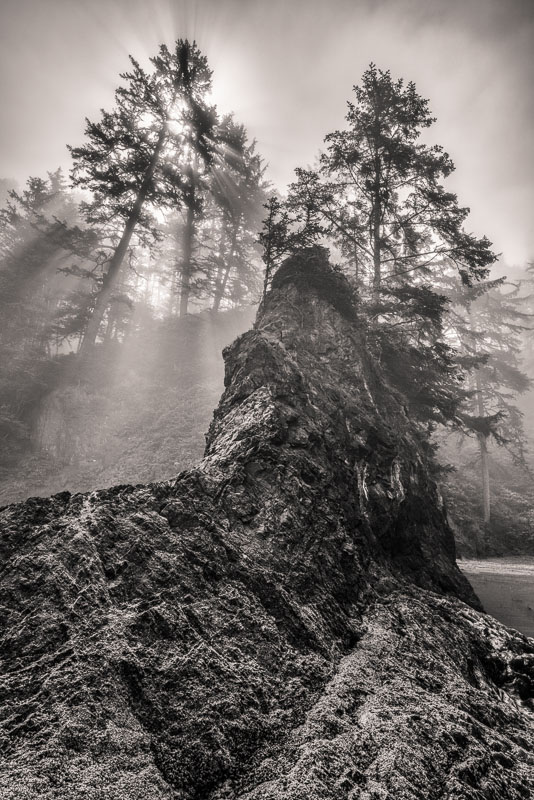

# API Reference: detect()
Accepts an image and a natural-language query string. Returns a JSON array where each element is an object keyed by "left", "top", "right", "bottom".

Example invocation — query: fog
[
  {"left": 0, "top": 0, "right": 533, "bottom": 264},
  {"left": 0, "top": 0, "right": 533, "bottom": 561}
]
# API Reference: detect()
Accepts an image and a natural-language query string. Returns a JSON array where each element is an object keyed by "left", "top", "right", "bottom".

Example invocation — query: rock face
[{"left": 1, "top": 249, "right": 533, "bottom": 799}]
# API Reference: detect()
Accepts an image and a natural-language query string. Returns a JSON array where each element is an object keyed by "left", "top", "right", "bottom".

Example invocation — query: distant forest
[{"left": 1, "top": 40, "right": 533, "bottom": 553}]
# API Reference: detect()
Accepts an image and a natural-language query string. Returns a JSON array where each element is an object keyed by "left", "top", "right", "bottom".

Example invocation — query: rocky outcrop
[{"left": 1, "top": 249, "right": 533, "bottom": 799}]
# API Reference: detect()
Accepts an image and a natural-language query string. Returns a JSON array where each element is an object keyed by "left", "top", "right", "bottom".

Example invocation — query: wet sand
[{"left": 459, "top": 557, "right": 534, "bottom": 639}]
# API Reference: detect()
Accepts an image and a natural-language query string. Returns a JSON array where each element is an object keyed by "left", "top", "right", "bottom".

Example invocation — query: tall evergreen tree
[
  {"left": 289, "top": 64, "right": 495, "bottom": 295},
  {"left": 0, "top": 172, "right": 92, "bottom": 462},
  {"left": 0, "top": 170, "right": 92, "bottom": 352},
  {"left": 209, "top": 117, "right": 267, "bottom": 311},
  {"left": 259, "top": 192, "right": 323, "bottom": 303},
  {"left": 282, "top": 65, "right": 497, "bottom": 430},
  {"left": 69, "top": 39, "right": 216, "bottom": 347},
  {"left": 450, "top": 279, "right": 532, "bottom": 522}
]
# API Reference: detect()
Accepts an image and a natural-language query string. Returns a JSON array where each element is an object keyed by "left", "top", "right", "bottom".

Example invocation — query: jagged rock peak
[
  {"left": 0, "top": 248, "right": 533, "bottom": 799},
  {"left": 206, "top": 245, "right": 474, "bottom": 602}
]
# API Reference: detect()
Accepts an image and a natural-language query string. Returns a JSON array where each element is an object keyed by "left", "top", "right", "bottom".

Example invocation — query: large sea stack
[{"left": 1, "top": 249, "right": 533, "bottom": 799}]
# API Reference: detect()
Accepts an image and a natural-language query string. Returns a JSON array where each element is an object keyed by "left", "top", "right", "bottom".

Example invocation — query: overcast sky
[{"left": 0, "top": 0, "right": 532, "bottom": 265}]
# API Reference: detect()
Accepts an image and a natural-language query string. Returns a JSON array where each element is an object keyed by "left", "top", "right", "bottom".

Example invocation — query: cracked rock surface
[{"left": 1, "top": 249, "right": 533, "bottom": 799}]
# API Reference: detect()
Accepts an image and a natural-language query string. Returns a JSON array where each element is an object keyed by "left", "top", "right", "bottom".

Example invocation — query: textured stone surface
[{"left": 1, "top": 250, "right": 533, "bottom": 798}]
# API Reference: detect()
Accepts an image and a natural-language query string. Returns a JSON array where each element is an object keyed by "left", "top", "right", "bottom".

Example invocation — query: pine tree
[
  {"left": 309, "top": 64, "right": 496, "bottom": 294},
  {"left": 0, "top": 172, "right": 92, "bottom": 463},
  {"left": 0, "top": 170, "right": 93, "bottom": 352},
  {"left": 209, "top": 117, "right": 267, "bottom": 311},
  {"left": 259, "top": 190, "right": 324, "bottom": 304},
  {"left": 69, "top": 39, "right": 216, "bottom": 346},
  {"left": 284, "top": 65, "right": 497, "bottom": 430},
  {"left": 453, "top": 280, "right": 532, "bottom": 522}
]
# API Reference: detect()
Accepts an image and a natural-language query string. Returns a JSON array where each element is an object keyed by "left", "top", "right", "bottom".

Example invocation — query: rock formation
[{"left": 1, "top": 248, "right": 533, "bottom": 799}]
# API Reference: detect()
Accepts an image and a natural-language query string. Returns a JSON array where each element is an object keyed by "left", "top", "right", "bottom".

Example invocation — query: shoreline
[{"left": 459, "top": 557, "right": 534, "bottom": 639}]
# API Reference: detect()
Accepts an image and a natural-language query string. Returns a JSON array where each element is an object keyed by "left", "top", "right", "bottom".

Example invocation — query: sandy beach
[{"left": 459, "top": 557, "right": 534, "bottom": 639}]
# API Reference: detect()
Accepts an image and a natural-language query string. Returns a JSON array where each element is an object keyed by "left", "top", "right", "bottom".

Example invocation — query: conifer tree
[
  {"left": 259, "top": 192, "right": 323, "bottom": 303},
  {"left": 0, "top": 172, "right": 92, "bottom": 462},
  {"left": 69, "top": 39, "right": 216, "bottom": 346},
  {"left": 0, "top": 170, "right": 92, "bottom": 351},
  {"left": 283, "top": 65, "right": 497, "bottom": 430},
  {"left": 209, "top": 117, "right": 267, "bottom": 311},
  {"left": 452, "top": 280, "right": 532, "bottom": 522},
  {"left": 259, "top": 197, "right": 292, "bottom": 304},
  {"left": 291, "top": 64, "right": 496, "bottom": 295}
]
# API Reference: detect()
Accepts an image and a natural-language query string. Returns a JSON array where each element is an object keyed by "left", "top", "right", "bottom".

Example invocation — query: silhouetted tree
[
  {"left": 259, "top": 191, "right": 323, "bottom": 303},
  {"left": 209, "top": 117, "right": 267, "bottom": 311},
  {"left": 69, "top": 39, "right": 216, "bottom": 345},
  {"left": 285, "top": 65, "right": 498, "bottom": 431},
  {"left": 292, "top": 64, "right": 496, "bottom": 296}
]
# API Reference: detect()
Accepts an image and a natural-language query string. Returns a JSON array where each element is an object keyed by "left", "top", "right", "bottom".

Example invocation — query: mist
[
  {"left": 1, "top": 0, "right": 533, "bottom": 264},
  {"left": 0, "top": 0, "right": 533, "bottom": 595},
  {"left": 3, "top": 5, "right": 534, "bottom": 792}
]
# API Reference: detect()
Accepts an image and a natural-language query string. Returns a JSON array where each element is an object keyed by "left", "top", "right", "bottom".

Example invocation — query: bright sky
[{"left": 0, "top": 0, "right": 532, "bottom": 266}]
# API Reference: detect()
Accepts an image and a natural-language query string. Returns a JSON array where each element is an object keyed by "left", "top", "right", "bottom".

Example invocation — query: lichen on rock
[{"left": 0, "top": 248, "right": 533, "bottom": 798}]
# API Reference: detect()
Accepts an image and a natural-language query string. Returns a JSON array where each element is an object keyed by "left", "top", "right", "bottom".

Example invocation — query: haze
[{"left": 0, "top": 0, "right": 533, "bottom": 265}]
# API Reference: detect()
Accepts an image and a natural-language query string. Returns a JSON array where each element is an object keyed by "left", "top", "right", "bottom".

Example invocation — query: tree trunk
[
  {"left": 372, "top": 155, "right": 382, "bottom": 295},
  {"left": 168, "top": 249, "right": 180, "bottom": 317},
  {"left": 262, "top": 208, "right": 275, "bottom": 305},
  {"left": 179, "top": 199, "right": 196, "bottom": 318},
  {"left": 213, "top": 222, "right": 237, "bottom": 312},
  {"left": 353, "top": 245, "right": 360, "bottom": 281},
  {"left": 372, "top": 215, "right": 381, "bottom": 292},
  {"left": 103, "top": 303, "right": 117, "bottom": 342},
  {"left": 212, "top": 218, "right": 228, "bottom": 311},
  {"left": 167, "top": 272, "right": 176, "bottom": 317},
  {"left": 475, "top": 370, "right": 491, "bottom": 524},
  {"left": 79, "top": 126, "right": 167, "bottom": 355},
  {"left": 477, "top": 431, "right": 491, "bottom": 525}
]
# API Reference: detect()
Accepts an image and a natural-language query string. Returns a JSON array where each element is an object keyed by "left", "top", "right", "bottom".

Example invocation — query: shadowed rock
[{"left": 1, "top": 247, "right": 533, "bottom": 799}]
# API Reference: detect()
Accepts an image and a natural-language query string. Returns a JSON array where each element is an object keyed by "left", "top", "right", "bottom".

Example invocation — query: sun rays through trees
[{"left": 1, "top": 50, "right": 532, "bottom": 552}]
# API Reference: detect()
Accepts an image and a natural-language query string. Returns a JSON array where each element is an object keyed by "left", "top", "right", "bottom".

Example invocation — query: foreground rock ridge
[{"left": 1, "top": 249, "right": 533, "bottom": 799}]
